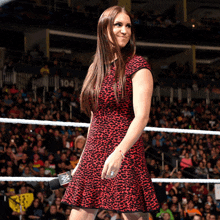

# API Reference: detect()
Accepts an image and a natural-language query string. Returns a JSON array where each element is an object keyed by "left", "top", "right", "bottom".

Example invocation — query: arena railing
[{"left": 1, "top": 70, "right": 218, "bottom": 105}]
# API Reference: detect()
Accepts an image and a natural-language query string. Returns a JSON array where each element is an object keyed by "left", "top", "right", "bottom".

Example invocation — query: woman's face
[
  {"left": 172, "top": 196, "right": 178, "bottom": 203},
  {"left": 207, "top": 195, "right": 212, "bottom": 202},
  {"left": 76, "top": 139, "right": 85, "bottom": 149},
  {"left": 33, "top": 199, "right": 40, "bottom": 208},
  {"left": 111, "top": 12, "right": 131, "bottom": 48}
]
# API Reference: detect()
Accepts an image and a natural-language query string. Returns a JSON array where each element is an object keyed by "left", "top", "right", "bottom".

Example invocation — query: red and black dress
[{"left": 61, "top": 55, "right": 159, "bottom": 213}]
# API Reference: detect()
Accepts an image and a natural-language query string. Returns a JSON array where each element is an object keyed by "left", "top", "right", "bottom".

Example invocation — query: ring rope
[
  {"left": 0, "top": 118, "right": 219, "bottom": 135},
  {"left": 0, "top": 118, "right": 89, "bottom": 128},
  {"left": 0, "top": 177, "right": 219, "bottom": 184},
  {"left": 0, "top": 118, "right": 219, "bottom": 184}
]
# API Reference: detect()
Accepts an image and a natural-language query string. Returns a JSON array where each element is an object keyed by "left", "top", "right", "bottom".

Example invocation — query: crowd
[
  {"left": 157, "top": 62, "right": 220, "bottom": 93},
  {"left": 0, "top": 81, "right": 220, "bottom": 220}
]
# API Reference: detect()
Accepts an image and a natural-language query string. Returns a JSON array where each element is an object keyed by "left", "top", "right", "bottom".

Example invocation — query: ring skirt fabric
[{"left": 61, "top": 55, "right": 159, "bottom": 213}]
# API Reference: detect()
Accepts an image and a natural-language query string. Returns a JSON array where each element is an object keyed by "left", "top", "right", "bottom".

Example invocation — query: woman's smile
[{"left": 113, "top": 12, "right": 131, "bottom": 48}]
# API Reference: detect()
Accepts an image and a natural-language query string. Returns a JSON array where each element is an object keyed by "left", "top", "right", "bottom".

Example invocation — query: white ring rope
[
  {"left": 0, "top": 118, "right": 219, "bottom": 184},
  {"left": 0, "top": 177, "right": 219, "bottom": 184},
  {"left": 0, "top": 118, "right": 219, "bottom": 135},
  {"left": 0, "top": 118, "right": 89, "bottom": 128},
  {"left": 0, "top": 177, "right": 56, "bottom": 182}
]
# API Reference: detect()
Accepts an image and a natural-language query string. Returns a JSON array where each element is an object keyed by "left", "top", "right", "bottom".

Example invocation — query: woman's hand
[{"left": 101, "top": 149, "right": 123, "bottom": 179}]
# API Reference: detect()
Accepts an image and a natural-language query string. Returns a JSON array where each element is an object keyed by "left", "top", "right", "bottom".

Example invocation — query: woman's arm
[
  {"left": 116, "top": 68, "right": 153, "bottom": 154},
  {"left": 101, "top": 68, "right": 153, "bottom": 179}
]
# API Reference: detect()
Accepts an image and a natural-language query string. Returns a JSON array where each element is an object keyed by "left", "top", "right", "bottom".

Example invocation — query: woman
[
  {"left": 73, "top": 135, "right": 86, "bottom": 158},
  {"left": 180, "top": 152, "right": 193, "bottom": 169},
  {"left": 179, "top": 148, "right": 187, "bottom": 159},
  {"left": 192, "top": 155, "right": 199, "bottom": 167},
  {"left": 55, "top": 197, "right": 65, "bottom": 214},
  {"left": 25, "top": 198, "right": 44, "bottom": 220},
  {"left": 61, "top": 5, "right": 159, "bottom": 220},
  {"left": 205, "top": 195, "right": 216, "bottom": 213}
]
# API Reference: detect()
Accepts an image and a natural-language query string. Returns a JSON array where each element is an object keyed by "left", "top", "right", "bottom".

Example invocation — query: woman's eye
[
  {"left": 114, "top": 23, "right": 122, "bottom": 27},
  {"left": 127, "top": 24, "right": 132, "bottom": 28}
]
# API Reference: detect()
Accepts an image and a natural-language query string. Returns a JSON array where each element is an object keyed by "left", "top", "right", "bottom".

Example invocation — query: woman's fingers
[
  {"left": 101, "top": 164, "right": 108, "bottom": 179},
  {"left": 102, "top": 151, "right": 122, "bottom": 179},
  {"left": 102, "top": 167, "right": 118, "bottom": 179},
  {"left": 106, "top": 168, "right": 117, "bottom": 179},
  {"left": 101, "top": 164, "right": 118, "bottom": 179}
]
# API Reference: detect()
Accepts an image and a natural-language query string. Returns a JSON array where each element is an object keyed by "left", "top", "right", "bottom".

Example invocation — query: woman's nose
[{"left": 121, "top": 26, "right": 126, "bottom": 34}]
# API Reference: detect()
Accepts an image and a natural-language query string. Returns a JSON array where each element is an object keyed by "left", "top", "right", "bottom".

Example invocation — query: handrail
[{"left": 146, "top": 147, "right": 199, "bottom": 179}]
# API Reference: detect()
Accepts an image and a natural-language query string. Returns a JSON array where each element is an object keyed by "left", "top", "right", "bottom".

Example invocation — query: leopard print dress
[{"left": 61, "top": 55, "right": 159, "bottom": 213}]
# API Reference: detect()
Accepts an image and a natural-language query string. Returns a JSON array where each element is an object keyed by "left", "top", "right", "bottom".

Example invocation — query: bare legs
[
  {"left": 122, "top": 212, "right": 146, "bottom": 220},
  {"left": 69, "top": 207, "right": 147, "bottom": 220},
  {"left": 69, "top": 207, "right": 99, "bottom": 220}
]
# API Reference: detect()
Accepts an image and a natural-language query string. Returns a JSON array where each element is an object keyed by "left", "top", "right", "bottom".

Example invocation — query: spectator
[
  {"left": 3, "top": 94, "right": 14, "bottom": 109},
  {"left": 10, "top": 85, "right": 19, "bottom": 96},
  {"left": 25, "top": 198, "right": 44, "bottom": 220},
  {"left": 47, "top": 130, "right": 63, "bottom": 155},
  {"left": 33, "top": 153, "right": 44, "bottom": 172},
  {"left": 38, "top": 167, "right": 46, "bottom": 177},
  {"left": 195, "top": 161, "right": 208, "bottom": 179},
  {"left": 21, "top": 166, "right": 38, "bottom": 188},
  {"left": 193, "top": 214, "right": 202, "bottom": 220},
  {"left": 204, "top": 195, "right": 217, "bottom": 214},
  {"left": 168, "top": 195, "right": 180, "bottom": 210},
  {"left": 40, "top": 63, "right": 50, "bottom": 77},
  {"left": 156, "top": 202, "right": 174, "bottom": 220},
  {"left": 191, "top": 183, "right": 208, "bottom": 196},
  {"left": 73, "top": 135, "right": 86, "bottom": 158},
  {"left": 202, "top": 202, "right": 213, "bottom": 219},
  {"left": 180, "top": 152, "right": 194, "bottom": 177},
  {"left": 147, "top": 158, "right": 160, "bottom": 177},
  {"left": 184, "top": 200, "right": 202, "bottom": 219},
  {"left": 192, "top": 194, "right": 203, "bottom": 211},
  {"left": 60, "top": 91, "right": 70, "bottom": 112},
  {"left": 41, "top": 204, "right": 65, "bottom": 220},
  {"left": 209, "top": 149, "right": 219, "bottom": 168},
  {"left": 170, "top": 204, "right": 181, "bottom": 220},
  {"left": 54, "top": 197, "right": 64, "bottom": 214},
  {"left": 56, "top": 153, "right": 71, "bottom": 174},
  {"left": 8, "top": 105, "right": 21, "bottom": 118},
  {"left": 192, "top": 155, "right": 199, "bottom": 167},
  {"left": 64, "top": 207, "right": 71, "bottom": 219},
  {"left": 44, "top": 160, "right": 56, "bottom": 176},
  {"left": 162, "top": 212, "right": 172, "bottom": 220},
  {"left": 36, "top": 191, "right": 48, "bottom": 213},
  {"left": 69, "top": 153, "right": 79, "bottom": 169},
  {"left": 210, "top": 214, "right": 217, "bottom": 220}
]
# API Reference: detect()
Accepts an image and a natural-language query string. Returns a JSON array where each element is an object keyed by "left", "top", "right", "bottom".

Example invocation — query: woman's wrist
[
  {"left": 115, "top": 148, "right": 125, "bottom": 160},
  {"left": 119, "top": 150, "right": 125, "bottom": 160}
]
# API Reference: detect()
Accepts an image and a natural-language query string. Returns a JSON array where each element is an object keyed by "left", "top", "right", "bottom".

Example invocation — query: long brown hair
[{"left": 80, "top": 6, "right": 136, "bottom": 116}]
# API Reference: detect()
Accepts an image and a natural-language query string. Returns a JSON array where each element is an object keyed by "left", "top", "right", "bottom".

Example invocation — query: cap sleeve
[{"left": 126, "top": 55, "right": 151, "bottom": 78}]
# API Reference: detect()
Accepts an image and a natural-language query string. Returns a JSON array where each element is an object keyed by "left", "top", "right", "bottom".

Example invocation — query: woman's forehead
[{"left": 114, "top": 12, "right": 131, "bottom": 23}]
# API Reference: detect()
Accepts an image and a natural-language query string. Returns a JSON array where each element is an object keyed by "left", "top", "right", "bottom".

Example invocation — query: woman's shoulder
[
  {"left": 127, "top": 55, "right": 150, "bottom": 68},
  {"left": 126, "top": 55, "right": 151, "bottom": 77}
]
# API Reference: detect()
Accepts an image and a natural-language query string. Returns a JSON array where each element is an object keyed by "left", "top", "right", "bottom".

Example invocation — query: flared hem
[{"left": 61, "top": 201, "right": 160, "bottom": 213}]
